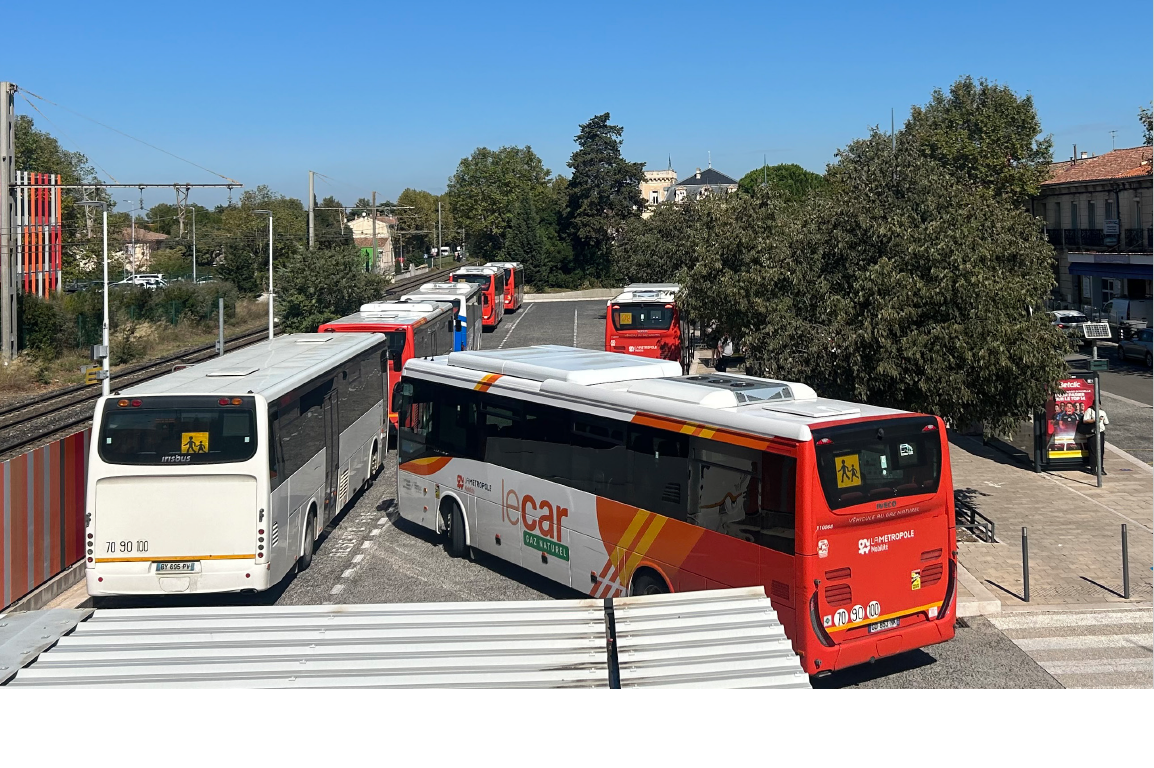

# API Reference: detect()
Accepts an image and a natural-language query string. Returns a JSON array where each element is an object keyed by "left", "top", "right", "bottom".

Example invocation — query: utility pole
[
  {"left": 371, "top": 190, "right": 377, "bottom": 273},
  {"left": 130, "top": 211, "right": 136, "bottom": 279},
  {"left": 308, "top": 170, "right": 315, "bottom": 250},
  {"left": 191, "top": 205, "right": 197, "bottom": 283},
  {"left": 437, "top": 200, "right": 442, "bottom": 263},
  {"left": 1, "top": 82, "right": 16, "bottom": 362}
]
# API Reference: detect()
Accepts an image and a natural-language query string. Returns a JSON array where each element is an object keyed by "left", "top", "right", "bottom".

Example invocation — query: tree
[
  {"left": 904, "top": 75, "right": 1053, "bottom": 205},
  {"left": 446, "top": 146, "right": 551, "bottom": 261},
  {"left": 563, "top": 113, "right": 645, "bottom": 279},
  {"left": 737, "top": 163, "right": 826, "bottom": 202},
  {"left": 276, "top": 245, "right": 390, "bottom": 332},
  {"left": 214, "top": 244, "right": 260, "bottom": 296},
  {"left": 500, "top": 194, "right": 545, "bottom": 277},
  {"left": 315, "top": 195, "right": 351, "bottom": 248},
  {"left": 1140, "top": 103, "right": 1152, "bottom": 146},
  {"left": 396, "top": 188, "right": 454, "bottom": 257}
]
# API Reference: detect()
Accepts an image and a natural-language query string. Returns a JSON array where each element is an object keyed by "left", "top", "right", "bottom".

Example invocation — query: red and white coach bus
[
  {"left": 484, "top": 261, "right": 525, "bottom": 312},
  {"left": 394, "top": 346, "right": 956, "bottom": 676},
  {"left": 450, "top": 266, "right": 505, "bottom": 329},
  {"left": 606, "top": 283, "right": 689, "bottom": 372},
  {"left": 319, "top": 301, "right": 455, "bottom": 434}
]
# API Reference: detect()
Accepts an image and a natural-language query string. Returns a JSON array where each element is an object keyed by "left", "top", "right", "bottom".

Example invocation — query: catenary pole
[
  {"left": 191, "top": 205, "right": 197, "bottom": 283},
  {"left": 371, "top": 191, "right": 377, "bottom": 273},
  {"left": 308, "top": 170, "right": 315, "bottom": 250}
]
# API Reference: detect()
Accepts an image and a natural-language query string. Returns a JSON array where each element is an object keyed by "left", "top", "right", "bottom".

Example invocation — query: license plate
[
  {"left": 155, "top": 562, "right": 196, "bottom": 573},
  {"left": 868, "top": 618, "right": 900, "bottom": 634}
]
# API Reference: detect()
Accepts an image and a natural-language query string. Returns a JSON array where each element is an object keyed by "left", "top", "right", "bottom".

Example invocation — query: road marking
[
  {"left": 988, "top": 611, "right": 1153, "bottom": 630},
  {"left": 352, "top": 554, "right": 364, "bottom": 564},
  {"left": 378, "top": 518, "right": 389, "bottom": 525},
  {"left": 341, "top": 569, "right": 355, "bottom": 579},
  {"left": 573, "top": 306, "right": 578, "bottom": 347},
  {"left": 1101, "top": 390, "right": 1152, "bottom": 409},
  {"left": 498, "top": 303, "right": 534, "bottom": 349},
  {"left": 329, "top": 584, "right": 345, "bottom": 596},
  {"left": 361, "top": 541, "right": 372, "bottom": 549},
  {"left": 1040, "top": 658, "right": 1152, "bottom": 676},
  {"left": 1014, "top": 634, "right": 1152, "bottom": 651},
  {"left": 370, "top": 528, "right": 381, "bottom": 536}
]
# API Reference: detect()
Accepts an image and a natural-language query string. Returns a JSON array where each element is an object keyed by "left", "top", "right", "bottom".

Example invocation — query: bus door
[
  {"left": 452, "top": 299, "right": 467, "bottom": 351},
  {"left": 687, "top": 442, "right": 761, "bottom": 587},
  {"left": 323, "top": 389, "right": 339, "bottom": 521},
  {"left": 466, "top": 294, "right": 481, "bottom": 348}
]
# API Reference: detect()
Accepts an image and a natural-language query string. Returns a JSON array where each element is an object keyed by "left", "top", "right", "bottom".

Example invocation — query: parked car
[
  {"left": 1050, "top": 310, "right": 1088, "bottom": 343},
  {"left": 1117, "top": 327, "right": 1153, "bottom": 368},
  {"left": 116, "top": 274, "right": 167, "bottom": 289}
]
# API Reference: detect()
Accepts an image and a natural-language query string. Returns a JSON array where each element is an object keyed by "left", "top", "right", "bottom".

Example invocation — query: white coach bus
[{"left": 86, "top": 333, "right": 389, "bottom": 597}]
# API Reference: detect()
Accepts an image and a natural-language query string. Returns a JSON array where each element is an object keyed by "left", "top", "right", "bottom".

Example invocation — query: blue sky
[{"left": 8, "top": 0, "right": 1152, "bottom": 212}]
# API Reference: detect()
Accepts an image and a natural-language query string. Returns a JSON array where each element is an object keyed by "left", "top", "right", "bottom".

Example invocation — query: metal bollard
[
  {"left": 1021, "top": 526, "right": 1030, "bottom": 603},
  {"left": 1122, "top": 524, "right": 1130, "bottom": 600}
]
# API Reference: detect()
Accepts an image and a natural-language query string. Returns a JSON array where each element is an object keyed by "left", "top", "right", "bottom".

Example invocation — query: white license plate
[
  {"left": 155, "top": 562, "right": 196, "bottom": 573},
  {"left": 868, "top": 618, "right": 900, "bottom": 634}
]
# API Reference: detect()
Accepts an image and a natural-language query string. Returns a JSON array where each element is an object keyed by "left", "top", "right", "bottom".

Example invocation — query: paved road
[
  {"left": 1071, "top": 348, "right": 1152, "bottom": 466},
  {"left": 480, "top": 298, "right": 607, "bottom": 352}
]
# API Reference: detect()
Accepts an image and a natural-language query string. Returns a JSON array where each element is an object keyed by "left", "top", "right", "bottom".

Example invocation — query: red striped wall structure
[{"left": 0, "top": 430, "right": 89, "bottom": 610}]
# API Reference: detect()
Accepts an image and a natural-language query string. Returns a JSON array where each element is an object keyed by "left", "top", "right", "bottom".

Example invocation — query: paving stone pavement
[
  {"left": 987, "top": 607, "right": 1153, "bottom": 688},
  {"left": 951, "top": 434, "right": 1153, "bottom": 606}
]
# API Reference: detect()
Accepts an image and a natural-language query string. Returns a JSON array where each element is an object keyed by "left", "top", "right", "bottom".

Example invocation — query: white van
[{"left": 1103, "top": 298, "right": 1151, "bottom": 338}]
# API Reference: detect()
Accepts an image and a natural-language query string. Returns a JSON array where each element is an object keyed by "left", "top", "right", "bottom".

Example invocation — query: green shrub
[{"left": 19, "top": 294, "right": 65, "bottom": 360}]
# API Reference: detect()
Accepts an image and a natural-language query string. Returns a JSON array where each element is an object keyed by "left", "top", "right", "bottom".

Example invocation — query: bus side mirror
[
  {"left": 456, "top": 315, "right": 462, "bottom": 333},
  {"left": 390, "top": 350, "right": 403, "bottom": 372}
]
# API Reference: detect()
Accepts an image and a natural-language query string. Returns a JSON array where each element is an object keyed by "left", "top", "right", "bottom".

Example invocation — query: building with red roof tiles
[{"left": 1031, "top": 146, "right": 1152, "bottom": 314}]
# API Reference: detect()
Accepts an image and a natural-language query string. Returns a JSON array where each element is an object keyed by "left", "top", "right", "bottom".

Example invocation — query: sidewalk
[
  {"left": 524, "top": 288, "right": 619, "bottom": 303},
  {"left": 950, "top": 434, "right": 1153, "bottom": 607}
]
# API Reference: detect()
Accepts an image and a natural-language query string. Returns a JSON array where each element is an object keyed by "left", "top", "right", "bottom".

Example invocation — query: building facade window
[
  {"left": 1080, "top": 276, "right": 1092, "bottom": 304},
  {"left": 1088, "top": 200, "right": 1096, "bottom": 230},
  {"left": 1106, "top": 199, "right": 1115, "bottom": 221},
  {"left": 675, "top": 188, "right": 686, "bottom": 203},
  {"left": 1052, "top": 201, "right": 1061, "bottom": 228},
  {"left": 650, "top": 191, "right": 659, "bottom": 205},
  {"left": 1136, "top": 200, "right": 1143, "bottom": 230},
  {"left": 1102, "top": 278, "right": 1119, "bottom": 304},
  {"left": 1071, "top": 202, "right": 1079, "bottom": 230}
]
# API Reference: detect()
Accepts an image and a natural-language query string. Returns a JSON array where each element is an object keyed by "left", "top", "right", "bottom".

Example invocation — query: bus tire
[
  {"left": 366, "top": 441, "right": 380, "bottom": 488},
  {"left": 629, "top": 569, "right": 669, "bottom": 597},
  {"left": 298, "top": 512, "right": 316, "bottom": 573},
  {"left": 443, "top": 500, "right": 467, "bottom": 559}
]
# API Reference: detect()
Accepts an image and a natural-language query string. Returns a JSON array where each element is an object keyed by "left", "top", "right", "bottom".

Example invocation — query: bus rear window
[
  {"left": 383, "top": 330, "right": 407, "bottom": 353},
  {"left": 99, "top": 399, "right": 257, "bottom": 465},
  {"left": 612, "top": 304, "right": 673, "bottom": 331},
  {"left": 813, "top": 417, "right": 941, "bottom": 510},
  {"left": 453, "top": 274, "right": 492, "bottom": 289}
]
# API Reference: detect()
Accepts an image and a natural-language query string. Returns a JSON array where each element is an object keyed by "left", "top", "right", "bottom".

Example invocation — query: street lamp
[
  {"left": 254, "top": 210, "right": 274, "bottom": 341},
  {"left": 76, "top": 200, "right": 110, "bottom": 397}
]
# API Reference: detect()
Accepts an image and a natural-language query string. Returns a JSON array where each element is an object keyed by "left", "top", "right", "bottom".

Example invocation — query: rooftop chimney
[
  {"left": 695, "top": 168, "right": 701, "bottom": 179},
  {"left": 1081, "top": 152, "right": 1089, "bottom": 159}
]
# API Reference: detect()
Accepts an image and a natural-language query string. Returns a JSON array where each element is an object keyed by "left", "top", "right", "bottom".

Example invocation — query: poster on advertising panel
[{"left": 1045, "top": 378, "right": 1095, "bottom": 461}]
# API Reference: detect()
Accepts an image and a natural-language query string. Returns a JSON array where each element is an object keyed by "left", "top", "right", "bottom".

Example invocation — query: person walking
[{"left": 1081, "top": 405, "right": 1110, "bottom": 475}]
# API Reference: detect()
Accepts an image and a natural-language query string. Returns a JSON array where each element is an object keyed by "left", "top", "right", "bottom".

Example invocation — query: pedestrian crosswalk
[{"left": 988, "top": 608, "right": 1153, "bottom": 689}]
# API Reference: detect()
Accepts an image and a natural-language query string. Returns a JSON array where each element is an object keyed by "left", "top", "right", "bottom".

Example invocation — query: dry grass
[{"left": 0, "top": 299, "right": 268, "bottom": 406}]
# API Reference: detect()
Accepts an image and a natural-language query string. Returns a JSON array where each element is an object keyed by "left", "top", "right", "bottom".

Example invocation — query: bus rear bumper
[
  {"left": 86, "top": 559, "right": 270, "bottom": 596},
  {"left": 818, "top": 617, "right": 955, "bottom": 674}
]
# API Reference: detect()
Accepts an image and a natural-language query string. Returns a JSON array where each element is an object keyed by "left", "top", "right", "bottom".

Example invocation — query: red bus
[
  {"left": 606, "top": 283, "right": 688, "bottom": 371},
  {"left": 450, "top": 266, "right": 505, "bottom": 329},
  {"left": 394, "top": 346, "right": 956, "bottom": 676},
  {"left": 318, "top": 301, "right": 455, "bottom": 433},
  {"left": 484, "top": 261, "right": 525, "bottom": 312}
]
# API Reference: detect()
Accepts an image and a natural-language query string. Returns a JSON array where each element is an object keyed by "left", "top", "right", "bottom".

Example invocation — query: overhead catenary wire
[
  {"left": 18, "top": 93, "right": 120, "bottom": 183},
  {"left": 20, "top": 87, "right": 241, "bottom": 185}
]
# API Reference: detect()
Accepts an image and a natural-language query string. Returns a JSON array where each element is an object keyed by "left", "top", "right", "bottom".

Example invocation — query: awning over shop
[{"left": 1068, "top": 262, "right": 1153, "bottom": 280}]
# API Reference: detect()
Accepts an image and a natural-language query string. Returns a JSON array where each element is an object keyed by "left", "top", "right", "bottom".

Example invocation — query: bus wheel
[
  {"left": 366, "top": 442, "right": 380, "bottom": 488},
  {"left": 629, "top": 570, "right": 669, "bottom": 597},
  {"left": 443, "top": 501, "right": 467, "bottom": 558},
  {"left": 298, "top": 513, "right": 316, "bottom": 573}
]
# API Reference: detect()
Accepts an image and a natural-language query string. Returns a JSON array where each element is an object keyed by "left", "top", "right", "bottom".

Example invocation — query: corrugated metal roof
[
  {"left": 3, "top": 589, "right": 809, "bottom": 688},
  {"left": 612, "top": 588, "right": 811, "bottom": 688}
]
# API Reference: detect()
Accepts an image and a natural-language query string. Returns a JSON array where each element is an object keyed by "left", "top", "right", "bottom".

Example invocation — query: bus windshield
[
  {"left": 612, "top": 304, "right": 673, "bottom": 331},
  {"left": 99, "top": 399, "right": 257, "bottom": 465},
  {"left": 454, "top": 274, "right": 492, "bottom": 288},
  {"left": 813, "top": 416, "right": 942, "bottom": 510},
  {"left": 383, "top": 330, "right": 407, "bottom": 353}
]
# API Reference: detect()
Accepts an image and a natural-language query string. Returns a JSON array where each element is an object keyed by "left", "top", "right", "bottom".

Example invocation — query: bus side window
[
  {"left": 757, "top": 452, "right": 797, "bottom": 555},
  {"left": 268, "top": 408, "right": 283, "bottom": 490}
]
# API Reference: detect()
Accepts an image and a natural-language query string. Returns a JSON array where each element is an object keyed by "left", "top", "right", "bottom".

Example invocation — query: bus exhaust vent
[
  {"left": 771, "top": 581, "right": 790, "bottom": 601},
  {"left": 919, "top": 563, "right": 944, "bottom": 587},
  {"left": 824, "top": 583, "right": 852, "bottom": 607},
  {"left": 824, "top": 567, "right": 851, "bottom": 581}
]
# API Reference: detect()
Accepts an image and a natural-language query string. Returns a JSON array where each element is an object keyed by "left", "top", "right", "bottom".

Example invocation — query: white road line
[
  {"left": 352, "top": 554, "right": 364, "bottom": 564},
  {"left": 341, "top": 569, "right": 355, "bottom": 579},
  {"left": 573, "top": 306, "right": 578, "bottom": 347},
  {"left": 1101, "top": 390, "right": 1152, "bottom": 409},
  {"left": 1014, "top": 634, "right": 1153, "bottom": 651},
  {"left": 1040, "top": 658, "right": 1153, "bottom": 676},
  {"left": 498, "top": 303, "right": 534, "bottom": 349},
  {"left": 370, "top": 528, "right": 381, "bottom": 536},
  {"left": 361, "top": 541, "right": 372, "bottom": 549},
  {"left": 378, "top": 518, "right": 389, "bottom": 525},
  {"left": 329, "top": 584, "right": 345, "bottom": 596},
  {"left": 989, "top": 611, "right": 1154, "bottom": 630}
]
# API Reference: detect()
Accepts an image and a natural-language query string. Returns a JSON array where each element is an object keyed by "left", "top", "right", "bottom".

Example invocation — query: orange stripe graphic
[
  {"left": 473, "top": 374, "right": 502, "bottom": 392},
  {"left": 399, "top": 456, "right": 452, "bottom": 476}
]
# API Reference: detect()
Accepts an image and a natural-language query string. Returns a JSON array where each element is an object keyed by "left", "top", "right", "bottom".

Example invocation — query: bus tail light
[
  {"left": 817, "top": 438, "right": 832, "bottom": 446},
  {"left": 231, "top": 398, "right": 242, "bottom": 405},
  {"left": 117, "top": 399, "right": 129, "bottom": 407},
  {"left": 218, "top": 398, "right": 230, "bottom": 405},
  {"left": 131, "top": 399, "right": 142, "bottom": 407},
  {"left": 922, "top": 424, "right": 938, "bottom": 432}
]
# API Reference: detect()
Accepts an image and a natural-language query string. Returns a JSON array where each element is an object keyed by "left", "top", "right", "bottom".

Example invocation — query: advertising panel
[{"left": 1044, "top": 378, "right": 1095, "bottom": 461}]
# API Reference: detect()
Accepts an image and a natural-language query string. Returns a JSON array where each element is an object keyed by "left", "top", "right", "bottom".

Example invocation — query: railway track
[
  {"left": 0, "top": 265, "right": 460, "bottom": 461},
  {"left": 0, "top": 325, "right": 278, "bottom": 461}
]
